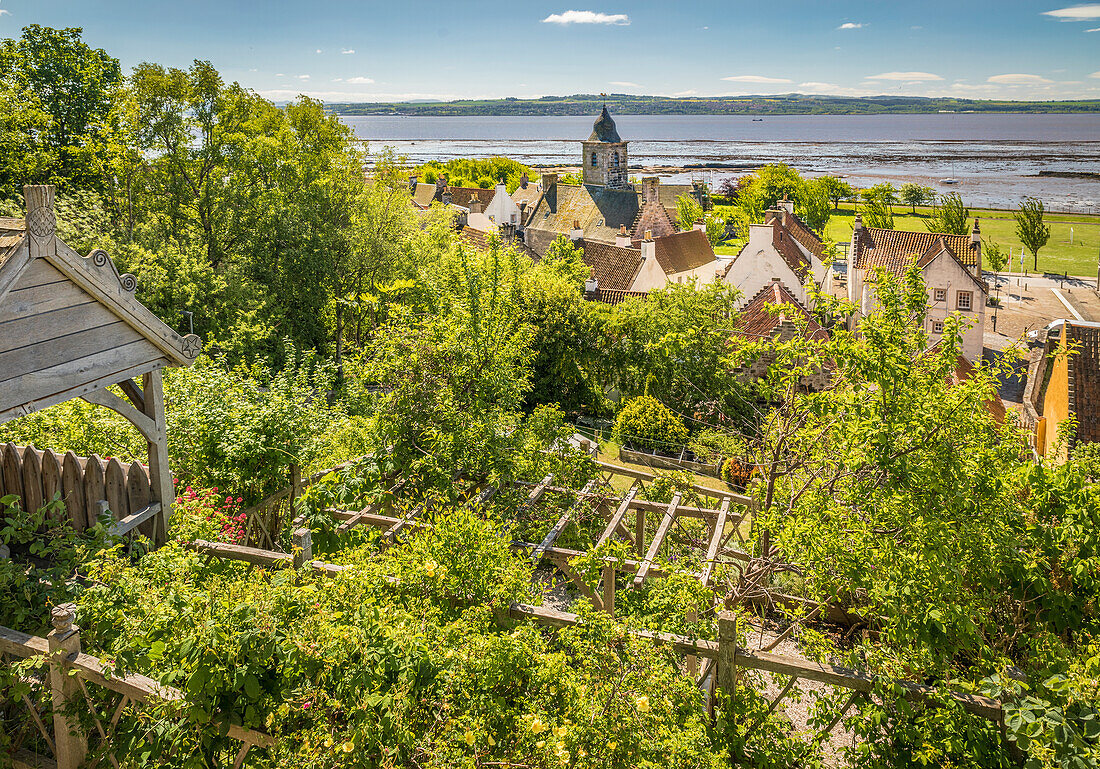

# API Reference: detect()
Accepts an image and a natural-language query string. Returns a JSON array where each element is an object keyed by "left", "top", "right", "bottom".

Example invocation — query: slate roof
[
  {"left": 511, "top": 182, "right": 542, "bottom": 209},
  {"left": 631, "top": 229, "right": 717, "bottom": 275},
  {"left": 853, "top": 227, "right": 978, "bottom": 271},
  {"left": 411, "top": 183, "right": 440, "bottom": 209},
  {"left": 733, "top": 281, "right": 829, "bottom": 341},
  {"left": 525, "top": 183, "right": 641, "bottom": 255},
  {"left": 1067, "top": 322, "right": 1100, "bottom": 445},
  {"left": 581, "top": 240, "right": 644, "bottom": 291},
  {"left": 588, "top": 106, "right": 622, "bottom": 143}
]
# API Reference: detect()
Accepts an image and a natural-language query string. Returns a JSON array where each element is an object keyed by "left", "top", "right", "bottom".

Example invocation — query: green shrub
[{"left": 613, "top": 396, "right": 688, "bottom": 453}]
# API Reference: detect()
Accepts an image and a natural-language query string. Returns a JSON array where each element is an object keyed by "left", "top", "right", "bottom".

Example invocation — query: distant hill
[{"left": 330, "top": 93, "right": 1100, "bottom": 116}]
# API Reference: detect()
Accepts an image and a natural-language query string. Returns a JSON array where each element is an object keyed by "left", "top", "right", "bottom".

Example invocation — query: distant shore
[{"left": 329, "top": 94, "right": 1100, "bottom": 117}]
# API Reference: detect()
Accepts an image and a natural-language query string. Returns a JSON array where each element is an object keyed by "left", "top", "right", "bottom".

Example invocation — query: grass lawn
[
  {"left": 824, "top": 204, "right": 1100, "bottom": 278},
  {"left": 710, "top": 203, "right": 1100, "bottom": 277}
]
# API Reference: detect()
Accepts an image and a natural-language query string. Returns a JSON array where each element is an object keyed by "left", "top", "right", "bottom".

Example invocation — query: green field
[{"left": 712, "top": 204, "right": 1100, "bottom": 276}]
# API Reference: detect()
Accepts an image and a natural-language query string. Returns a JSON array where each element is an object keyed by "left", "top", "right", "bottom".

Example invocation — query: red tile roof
[
  {"left": 733, "top": 281, "right": 829, "bottom": 341},
  {"left": 950, "top": 353, "right": 1008, "bottom": 424},
  {"left": 765, "top": 209, "right": 825, "bottom": 260},
  {"left": 631, "top": 229, "right": 717, "bottom": 275},
  {"left": 631, "top": 197, "right": 677, "bottom": 240},
  {"left": 1068, "top": 322, "right": 1100, "bottom": 445},
  {"left": 594, "top": 288, "right": 649, "bottom": 306},
  {"left": 771, "top": 221, "right": 811, "bottom": 278},
  {"left": 853, "top": 227, "right": 978, "bottom": 270},
  {"left": 857, "top": 231, "right": 987, "bottom": 293},
  {"left": 581, "top": 240, "right": 644, "bottom": 291}
]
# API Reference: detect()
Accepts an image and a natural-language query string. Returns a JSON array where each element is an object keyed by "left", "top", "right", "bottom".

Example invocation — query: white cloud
[
  {"left": 1091, "top": 71, "right": 1100, "bottom": 78},
  {"left": 911, "top": 25, "right": 923, "bottom": 30},
  {"left": 275, "top": 73, "right": 286, "bottom": 77},
  {"left": 609, "top": 80, "right": 641, "bottom": 88},
  {"left": 0, "top": 8, "right": 9, "bottom": 15},
  {"left": 1042, "top": 4, "right": 1100, "bottom": 19},
  {"left": 721, "top": 75, "right": 793, "bottom": 83},
  {"left": 799, "top": 81, "right": 841, "bottom": 91},
  {"left": 867, "top": 71, "right": 943, "bottom": 81},
  {"left": 259, "top": 89, "right": 462, "bottom": 102},
  {"left": 347, "top": 76, "right": 375, "bottom": 84},
  {"left": 332, "top": 77, "right": 343, "bottom": 82},
  {"left": 297, "top": 74, "right": 310, "bottom": 80},
  {"left": 988, "top": 73, "right": 1054, "bottom": 84},
  {"left": 541, "top": 10, "right": 630, "bottom": 25},
  {"left": 315, "top": 49, "right": 322, "bottom": 54},
  {"left": 674, "top": 89, "right": 698, "bottom": 96},
  {"left": 837, "top": 22, "right": 863, "bottom": 29},
  {"left": 341, "top": 48, "right": 355, "bottom": 54},
  {"left": 1088, "top": 26, "right": 1100, "bottom": 30}
]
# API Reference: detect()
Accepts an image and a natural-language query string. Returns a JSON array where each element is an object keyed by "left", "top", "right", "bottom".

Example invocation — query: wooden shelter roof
[{"left": 0, "top": 187, "right": 201, "bottom": 424}]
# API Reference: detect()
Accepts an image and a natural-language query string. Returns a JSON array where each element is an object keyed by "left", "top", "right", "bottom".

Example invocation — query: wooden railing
[{"left": 0, "top": 605, "right": 272, "bottom": 769}]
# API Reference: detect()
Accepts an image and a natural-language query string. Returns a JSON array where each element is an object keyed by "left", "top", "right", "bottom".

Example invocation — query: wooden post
[
  {"left": 601, "top": 564, "right": 616, "bottom": 617},
  {"left": 142, "top": 370, "right": 172, "bottom": 546},
  {"left": 713, "top": 611, "right": 738, "bottom": 721},
  {"left": 686, "top": 608, "right": 699, "bottom": 677},
  {"left": 292, "top": 528, "right": 312, "bottom": 569},
  {"left": 635, "top": 506, "right": 646, "bottom": 558},
  {"left": 24, "top": 185, "right": 57, "bottom": 261},
  {"left": 290, "top": 463, "right": 301, "bottom": 508},
  {"left": 47, "top": 604, "right": 87, "bottom": 769}
]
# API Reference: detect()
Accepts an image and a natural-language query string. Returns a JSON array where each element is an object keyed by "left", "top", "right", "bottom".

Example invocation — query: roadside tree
[
  {"left": 1015, "top": 197, "right": 1051, "bottom": 273},
  {"left": 927, "top": 192, "right": 970, "bottom": 235}
]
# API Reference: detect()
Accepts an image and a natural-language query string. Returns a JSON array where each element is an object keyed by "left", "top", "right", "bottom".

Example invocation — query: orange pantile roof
[
  {"left": 581, "top": 240, "right": 644, "bottom": 291},
  {"left": 766, "top": 208, "right": 825, "bottom": 260},
  {"left": 771, "top": 221, "right": 811, "bottom": 278},
  {"left": 733, "top": 281, "right": 829, "bottom": 341},
  {"left": 631, "top": 229, "right": 717, "bottom": 275},
  {"left": 853, "top": 227, "right": 978, "bottom": 270}
]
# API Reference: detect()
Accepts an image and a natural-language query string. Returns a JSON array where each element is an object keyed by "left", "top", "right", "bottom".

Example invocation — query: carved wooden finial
[
  {"left": 51, "top": 602, "right": 77, "bottom": 631},
  {"left": 24, "top": 185, "right": 57, "bottom": 258}
]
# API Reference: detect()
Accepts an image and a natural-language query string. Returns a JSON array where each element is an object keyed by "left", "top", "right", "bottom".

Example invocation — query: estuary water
[{"left": 340, "top": 113, "right": 1100, "bottom": 211}]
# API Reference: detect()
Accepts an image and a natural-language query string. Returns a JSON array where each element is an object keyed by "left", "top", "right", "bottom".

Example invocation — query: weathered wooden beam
[
  {"left": 524, "top": 474, "right": 553, "bottom": 506},
  {"left": 106, "top": 502, "right": 161, "bottom": 538},
  {"left": 82, "top": 387, "right": 158, "bottom": 443},
  {"left": 513, "top": 480, "right": 733, "bottom": 521},
  {"left": 633, "top": 493, "right": 680, "bottom": 587},
  {"left": 699, "top": 497, "right": 732, "bottom": 586},
  {"left": 594, "top": 460, "right": 751, "bottom": 506},
  {"left": 596, "top": 486, "right": 638, "bottom": 546},
  {"left": 189, "top": 540, "right": 293, "bottom": 569},
  {"left": 383, "top": 502, "right": 424, "bottom": 543},
  {"left": 530, "top": 480, "right": 594, "bottom": 563}
]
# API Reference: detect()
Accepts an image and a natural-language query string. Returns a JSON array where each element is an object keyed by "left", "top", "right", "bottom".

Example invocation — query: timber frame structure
[{"left": 0, "top": 185, "right": 201, "bottom": 544}]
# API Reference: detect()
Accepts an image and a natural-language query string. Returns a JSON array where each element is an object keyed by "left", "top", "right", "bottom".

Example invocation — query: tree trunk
[
  {"left": 1034, "top": 247, "right": 1039, "bottom": 274},
  {"left": 335, "top": 301, "right": 344, "bottom": 381}
]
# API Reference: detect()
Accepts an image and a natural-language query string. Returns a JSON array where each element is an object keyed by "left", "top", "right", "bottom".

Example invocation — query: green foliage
[
  {"left": 541, "top": 234, "right": 590, "bottom": 287},
  {"left": 817, "top": 175, "right": 855, "bottom": 210},
  {"left": 1016, "top": 197, "right": 1052, "bottom": 272},
  {"left": 900, "top": 182, "right": 935, "bottom": 214},
  {"left": 415, "top": 157, "right": 534, "bottom": 193},
  {"left": 676, "top": 194, "right": 704, "bottom": 232},
  {"left": 927, "top": 192, "right": 970, "bottom": 236},
  {"left": 861, "top": 183, "right": 899, "bottom": 206},
  {"left": 614, "top": 396, "right": 689, "bottom": 453},
  {"left": 863, "top": 196, "right": 895, "bottom": 229},
  {"left": 985, "top": 238, "right": 1009, "bottom": 273}
]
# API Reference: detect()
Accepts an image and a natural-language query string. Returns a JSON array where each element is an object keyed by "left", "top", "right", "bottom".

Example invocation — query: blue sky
[{"left": 1, "top": 1, "right": 1098, "bottom": 101}]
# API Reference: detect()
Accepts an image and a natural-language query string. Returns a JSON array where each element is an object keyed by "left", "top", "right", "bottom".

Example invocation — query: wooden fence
[
  {"left": 0, "top": 444, "right": 159, "bottom": 539},
  {"left": 0, "top": 605, "right": 272, "bottom": 769}
]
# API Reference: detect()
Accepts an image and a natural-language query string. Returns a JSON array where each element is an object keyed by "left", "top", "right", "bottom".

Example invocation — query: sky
[{"left": 1, "top": 0, "right": 1098, "bottom": 102}]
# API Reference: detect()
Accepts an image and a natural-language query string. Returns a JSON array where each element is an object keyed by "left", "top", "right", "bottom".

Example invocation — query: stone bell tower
[{"left": 581, "top": 106, "right": 629, "bottom": 189}]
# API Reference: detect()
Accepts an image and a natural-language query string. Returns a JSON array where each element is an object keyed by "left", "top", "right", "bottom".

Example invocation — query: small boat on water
[{"left": 939, "top": 178, "right": 959, "bottom": 185}]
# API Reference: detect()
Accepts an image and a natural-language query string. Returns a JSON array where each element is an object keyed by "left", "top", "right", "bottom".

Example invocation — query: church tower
[{"left": 581, "top": 106, "right": 629, "bottom": 189}]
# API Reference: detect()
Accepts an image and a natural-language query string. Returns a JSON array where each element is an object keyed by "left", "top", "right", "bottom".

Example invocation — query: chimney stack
[
  {"left": 615, "top": 224, "right": 632, "bottom": 248},
  {"left": 520, "top": 172, "right": 529, "bottom": 189},
  {"left": 570, "top": 219, "right": 583, "bottom": 242},
  {"left": 641, "top": 234, "right": 655, "bottom": 264},
  {"left": 468, "top": 195, "right": 484, "bottom": 215},
  {"left": 642, "top": 176, "right": 659, "bottom": 205},
  {"left": 778, "top": 194, "right": 794, "bottom": 215},
  {"left": 541, "top": 173, "right": 558, "bottom": 193},
  {"left": 408, "top": 175, "right": 418, "bottom": 194}
]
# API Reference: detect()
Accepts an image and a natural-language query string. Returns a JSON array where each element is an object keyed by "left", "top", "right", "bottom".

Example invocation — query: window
[
  {"left": 956, "top": 291, "right": 973, "bottom": 311},
  {"left": 591, "top": 152, "right": 598, "bottom": 167},
  {"left": 931, "top": 319, "right": 944, "bottom": 334},
  {"left": 611, "top": 152, "right": 619, "bottom": 167},
  {"left": 933, "top": 288, "right": 947, "bottom": 302}
]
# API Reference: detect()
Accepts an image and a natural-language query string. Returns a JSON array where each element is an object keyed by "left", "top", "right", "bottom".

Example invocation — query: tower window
[
  {"left": 591, "top": 152, "right": 597, "bottom": 167},
  {"left": 611, "top": 152, "right": 619, "bottom": 167}
]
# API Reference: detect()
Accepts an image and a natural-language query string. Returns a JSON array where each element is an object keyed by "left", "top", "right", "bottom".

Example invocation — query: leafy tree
[
  {"left": 817, "top": 176, "right": 855, "bottom": 210},
  {"left": 676, "top": 194, "right": 704, "bottom": 232},
  {"left": 863, "top": 197, "right": 894, "bottom": 229},
  {"left": 900, "top": 182, "right": 934, "bottom": 214},
  {"left": 860, "top": 183, "right": 898, "bottom": 206},
  {"left": 799, "top": 177, "right": 832, "bottom": 232},
  {"left": 0, "top": 80, "right": 56, "bottom": 197},
  {"left": 1015, "top": 197, "right": 1051, "bottom": 273},
  {"left": 926, "top": 192, "right": 970, "bottom": 236},
  {"left": 614, "top": 395, "right": 689, "bottom": 452},
  {"left": 984, "top": 239, "right": 1008, "bottom": 273},
  {"left": 0, "top": 25, "right": 122, "bottom": 192},
  {"left": 541, "top": 234, "right": 590, "bottom": 287}
]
